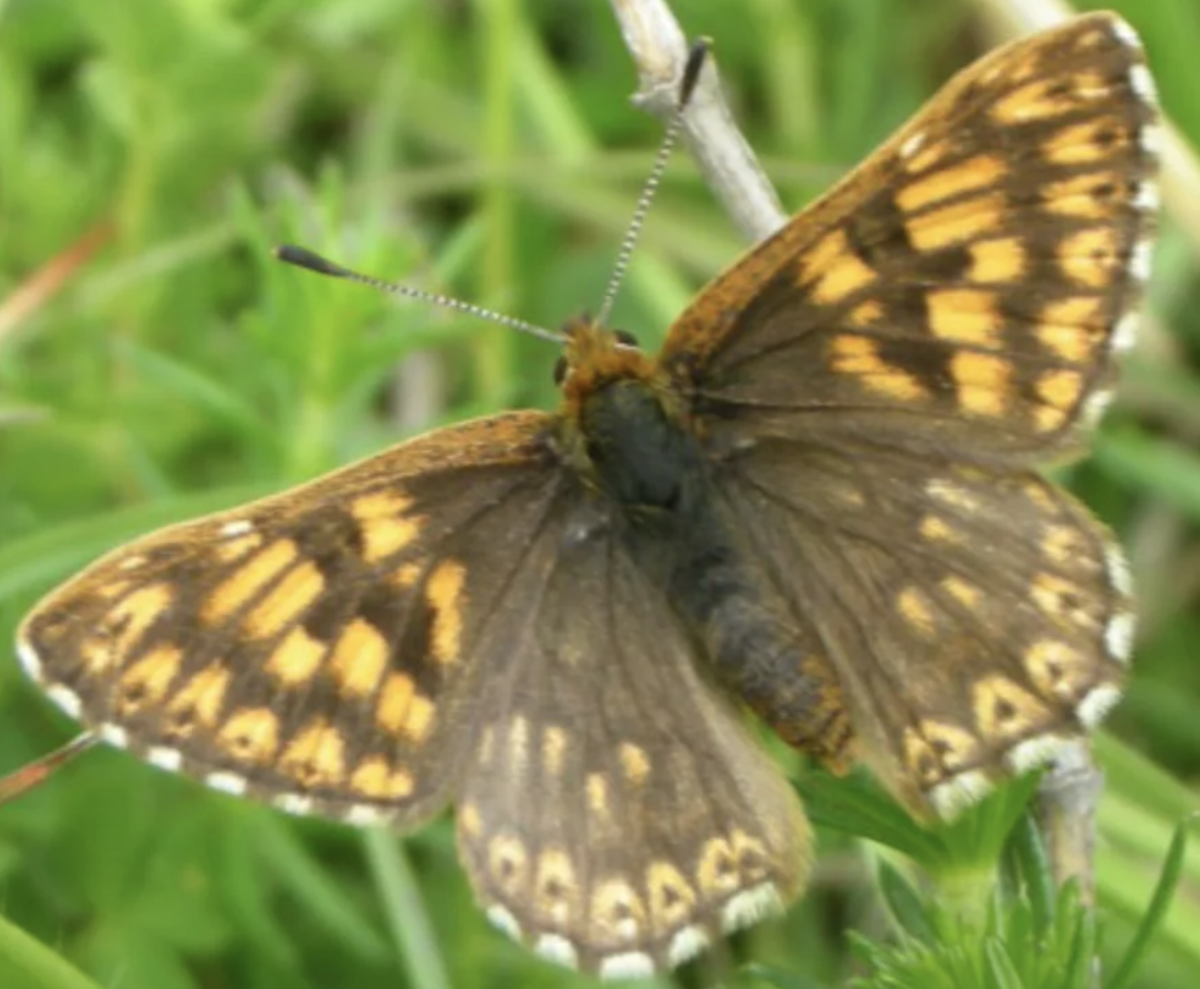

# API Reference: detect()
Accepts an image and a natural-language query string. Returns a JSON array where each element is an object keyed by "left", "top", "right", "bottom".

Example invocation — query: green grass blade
[
  {"left": 1104, "top": 821, "right": 1189, "bottom": 989},
  {"left": 0, "top": 911, "right": 103, "bottom": 989}
]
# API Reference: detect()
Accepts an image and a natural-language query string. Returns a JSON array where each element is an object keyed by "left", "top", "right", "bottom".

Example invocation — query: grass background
[{"left": 1, "top": 0, "right": 1199, "bottom": 986}]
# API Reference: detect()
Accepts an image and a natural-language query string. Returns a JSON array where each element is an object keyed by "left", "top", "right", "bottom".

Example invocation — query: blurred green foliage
[{"left": 1, "top": 0, "right": 1198, "bottom": 987}]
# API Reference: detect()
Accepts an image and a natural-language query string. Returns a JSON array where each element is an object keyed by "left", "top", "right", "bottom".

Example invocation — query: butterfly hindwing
[
  {"left": 17, "top": 412, "right": 569, "bottom": 827},
  {"left": 453, "top": 512, "right": 810, "bottom": 975},
  {"left": 714, "top": 436, "right": 1132, "bottom": 817},
  {"left": 662, "top": 12, "right": 1158, "bottom": 464}
]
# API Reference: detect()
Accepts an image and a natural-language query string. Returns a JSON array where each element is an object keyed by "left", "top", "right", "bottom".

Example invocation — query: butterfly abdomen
[{"left": 667, "top": 530, "right": 855, "bottom": 768}]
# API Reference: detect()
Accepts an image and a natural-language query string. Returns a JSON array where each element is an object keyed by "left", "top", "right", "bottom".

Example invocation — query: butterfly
[{"left": 14, "top": 12, "right": 1158, "bottom": 979}]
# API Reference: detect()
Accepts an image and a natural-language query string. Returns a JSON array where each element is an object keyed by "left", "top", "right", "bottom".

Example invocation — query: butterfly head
[{"left": 554, "top": 315, "right": 654, "bottom": 398}]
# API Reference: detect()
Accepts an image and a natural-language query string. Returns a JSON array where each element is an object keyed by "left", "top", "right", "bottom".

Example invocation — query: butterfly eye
[
  {"left": 552, "top": 354, "right": 569, "bottom": 385},
  {"left": 615, "top": 330, "right": 640, "bottom": 348}
]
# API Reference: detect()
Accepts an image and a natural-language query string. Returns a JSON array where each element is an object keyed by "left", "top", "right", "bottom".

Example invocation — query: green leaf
[
  {"left": 0, "top": 911, "right": 103, "bottom": 989},
  {"left": 248, "top": 811, "right": 389, "bottom": 964},
  {"left": 1104, "top": 820, "right": 1189, "bottom": 989},
  {"left": 741, "top": 962, "right": 835, "bottom": 989},
  {"left": 363, "top": 827, "right": 451, "bottom": 989},
  {"left": 983, "top": 938, "right": 1024, "bottom": 989},
  {"left": 797, "top": 772, "right": 944, "bottom": 864},
  {"left": 1007, "top": 813, "right": 1054, "bottom": 935},
  {"left": 877, "top": 860, "right": 936, "bottom": 944}
]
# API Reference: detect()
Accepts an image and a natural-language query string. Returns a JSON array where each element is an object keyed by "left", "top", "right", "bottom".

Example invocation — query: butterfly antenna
[
  {"left": 274, "top": 245, "right": 566, "bottom": 345},
  {"left": 595, "top": 38, "right": 710, "bottom": 329},
  {"left": 0, "top": 732, "right": 97, "bottom": 805}
]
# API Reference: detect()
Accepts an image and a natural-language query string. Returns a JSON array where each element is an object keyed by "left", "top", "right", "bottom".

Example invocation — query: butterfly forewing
[
  {"left": 663, "top": 12, "right": 1158, "bottom": 464},
  {"left": 17, "top": 412, "right": 567, "bottom": 827},
  {"left": 454, "top": 519, "right": 810, "bottom": 976}
]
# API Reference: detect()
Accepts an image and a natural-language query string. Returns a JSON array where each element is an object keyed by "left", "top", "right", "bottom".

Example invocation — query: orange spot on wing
[
  {"left": 108, "top": 583, "right": 173, "bottom": 655},
  {"left": 331, "top": 619, "right": 389, "bottom": 697},
  {"left": 427, "top": 560, "right": 466, "bottom": 666},
  {"left": 376, "top": 673, "right": 436, "bottom": 744},
  {"left": 951, "top": 351, "right": 1012, "bottom": 417},
  {"left": 1041, "top": 525, "right": 1086, "bottom": 565},
  {"left": 646, "top": 862, "right": 695, "bottom": 932},
  {"left": 830, "top": 335, "right": 928, "bottom": 402},
  {"left": 1035, "top": 369, "right": 1084, "bottom": 432},
  {"left": 244, "top": 561, "right": 325, "bottom": 639},
  {"left": 266, "top": 627, "right": 327, "bottom": 686},
  {"left": 586, "top": 773, "right": 609, "bottom": 815},
  {"left": 896, "top": 155, "right": 1006, "bottom": 212},
  {"left": 377, "top": 672, "right": 414, "bottom": 732},
  {"left": 618, "top": 742, "right": 650, "bottom": 786},
  {"left": 350, "top": 756, "right": 414, "bottom": 800},
  {"left": 848, "top": 300, "right": 884, "bottom": 327},
  {"left": 79, "top": 637, "right": 116, "bottom": 675},
  {"left": 280, "top": 719, "right": 347, "bottom": 788},
  {"left": 989, "top": 79, "right": 1081, "bottom": 124},
  {"left": 1059, "top": 228, "right": 1121, "bottom": 288},
  {"left": 904, "top": 139, "right": 951, "bottom": 174},
  {"left": 352, "top": 491, "right": 422, "bottom": 563},
  {"left": 799, "top": 228, "right": 875, "bottom": 304},
  {"left": 1037, "top": 296, "right": 1105, "bottom": 363},
  {"left": 218, "top": 707, "right": 281, "bottom": 763},
  {"left": 93, "top": 577, "right": 134, "bottom": 602},
  {"left": 897, "top": 587, "right": 936, "bottom": 634},
  {"left": 1043, "top": 120, "right": 1130, "bottom": 166},
  {"left": 941, "top": 576, "right": 981, "bottom": 610},
  {"left": 1026, "top": 640, "right": 1088, "bottom": 701},
  {"left": 213, "top": 531, "right": 264, "bottom": 564},
  {"left": 401, "top": 695, "right": 436, "bottom": 744},
  {"left": 967, "top": 237, "right": 1026, "bottom": 283},
  {"left": 392, "top": 563, "right": 422, "bottom": 588},
  {"left": 542, "top": 725, "right": 567, "bottom": 776},
  {"left": 118, "top": 645, "right": 182, "bottom": 713},
  {"left": 906, "top": 194, "right": 1006, "bottom": 252},
  {"left": 1043, "top": 171, "right": 1124, "bottom": 220},
  {"left": 459, "top": 802, "right": 483, "bottom": 837},
  {"left": 918, "top": 719, "right": 982, "bottom": 773},
  {"left": 973, "top": 675, "right": 1053, "bottom": 740},
  {"left": 207, "top": 540, "right": 298, "bottom": 623},
  {"left": 167, "top": 664, "right": 231, "bottom": 731},
  {"left": 928, "top": 289, "right": 1003, "bottom": 348},
  {"left": 920, "top": 515, "right": 961, "bottom": 542},
  {"left": 350, "top": 492, "right": 413, "bottom": 520}
]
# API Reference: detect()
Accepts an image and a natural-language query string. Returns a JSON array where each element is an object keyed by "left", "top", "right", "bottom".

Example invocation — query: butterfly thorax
[
  {"left": 556, "top": 316, "right": 690, "bottom": 505},
  {"left": 577, "top": 379, "right": 702, "bottom": 512}
]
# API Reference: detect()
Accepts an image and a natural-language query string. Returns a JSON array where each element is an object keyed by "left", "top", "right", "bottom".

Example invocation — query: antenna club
[
  {"left": 275, "top": 244, "right": 353, "bottom": 279},
  {"left": 680, "top": 38, "right": 711, "bottom": 106}
]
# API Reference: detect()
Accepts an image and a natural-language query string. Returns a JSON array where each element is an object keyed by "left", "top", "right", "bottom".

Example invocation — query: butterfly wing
[
  {"left": 656, "top": 13, "right": 1156, "bottom": 816},
  {"left": 19, "top": 407, "right": 812, "bottom": 975},
  {"left": 660, "top": 12, "right": 1158, "bottom": 464},
  {"left": 712, "top": 440, "right": 1131, "bottom": 818},
  {"left": 17, "top": 411, "right": 570, "bottom": 828},
  {"left": 450, "top": 499, "right": 810, "bottom": 976}
]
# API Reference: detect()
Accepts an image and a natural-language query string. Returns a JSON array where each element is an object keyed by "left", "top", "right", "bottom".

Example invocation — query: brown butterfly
[{"left": 15, "top": 12, "right": 1158, "bottom": 979}]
